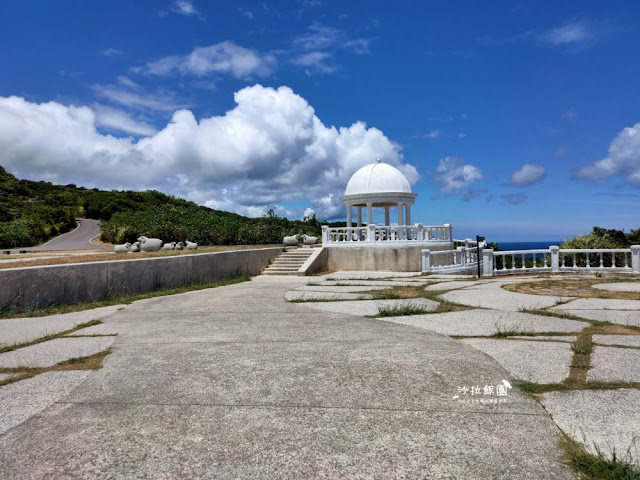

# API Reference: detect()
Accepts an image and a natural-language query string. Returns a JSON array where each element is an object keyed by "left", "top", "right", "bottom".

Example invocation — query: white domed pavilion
[{"left": 341, "top": 160, "right": 417, "bottom": 227}]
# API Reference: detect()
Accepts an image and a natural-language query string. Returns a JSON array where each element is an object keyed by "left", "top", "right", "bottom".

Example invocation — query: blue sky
[{"left": 1, "top": 1, "right": 639, "bottom": 241}]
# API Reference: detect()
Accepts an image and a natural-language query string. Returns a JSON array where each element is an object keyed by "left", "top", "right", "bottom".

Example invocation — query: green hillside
[{"left": 0, "top": 166, "right": 324, "bottom": 248}]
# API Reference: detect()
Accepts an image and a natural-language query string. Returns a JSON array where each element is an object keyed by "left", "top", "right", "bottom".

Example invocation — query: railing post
[
  {"left": 632, "top": 245, "right": 640, "bottom": 273},
  {"left": 416, "top": 223, "right": 424, "bottom": 242},
  {"left": 422, "top": 249, "right": 431, "bottom": 272},
  {"left": 550, "top": 245, "right": 559, "bottom": 272},
  {"left": 321, "top": 225, "right": 329, "bottom": 244},
  {"left": 458, "top": 246, "right": 466, "bottom": 267},
  {"left": 367, "top": 224, "right": 376, "bottom": 243},
  {"left": 444, "top": 224, "right": 451, "bottom": 241},
  {"left": 482, "top": 249, "right": 494, "bottom": 277}
]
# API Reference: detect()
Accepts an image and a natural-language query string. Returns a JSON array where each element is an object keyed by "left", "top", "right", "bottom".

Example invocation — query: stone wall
[
  {"left": 326, "top": 244, "right": 452, "bottom": 272},
  {"left": 0, "top": 248, "right": 281, "bottom": 312}
]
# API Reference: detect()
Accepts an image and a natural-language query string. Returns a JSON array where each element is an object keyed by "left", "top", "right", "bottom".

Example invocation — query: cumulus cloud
[
  {"left": 432, "top": 156, "right": 483, "bottom": 197},
  {"left": 138, "top": 41, "right": 276, "bottom": 78},
  {"left": 0, "top": 85, "right": 418, "bottom": 219},
  {"left": 573, "top": 122, "right": 640, "bottom": 186},
  {"left": 510, "top": 164, "right": 546, "bottom": 186}
]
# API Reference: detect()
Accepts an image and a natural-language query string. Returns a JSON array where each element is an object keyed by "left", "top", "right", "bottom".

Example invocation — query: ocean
[{"left": 494, "top": 241, "right": 562, "bottom": 251}]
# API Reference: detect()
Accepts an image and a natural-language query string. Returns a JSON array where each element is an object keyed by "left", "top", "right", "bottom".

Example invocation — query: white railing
[
  {"left": 487, "top": 246, "right": 640, "bottom": 276},
  {"left": 423, "top": 245, "right": 640, "bottom": 276},
  {"left": 422, "top": 247, "right": 480, "bottom": 273},
  {"left": 322, "top": 223, "right": 452, "bottom": 246},
  {"left": 494, "top": 249, "right": 553, "bottom": 273}
]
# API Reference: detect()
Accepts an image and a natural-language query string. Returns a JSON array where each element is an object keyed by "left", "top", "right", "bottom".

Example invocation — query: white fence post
[
  {"left": 632, "top": 245, "right": 640, "bottom": 273},
  {"left": 550, "top": 245, "right": 560, "bottom": 272},
  {"left": 482, "top": 249, "right": 494, "bottom": 276},
  {"left": 367, "top": 224, "right": 376, "bottom": 243},
  {"left": 422, "top": 249, "right": 431, "bottom": 272},
  {"left": 321, "top": 225, "right": 329, "bottom": 244},
  {"left": 444, "top": 224, "right": 452, "bottom": 241},
  {"left": 416, "top": 223, "right": 424, "bottom": 242},
  {"left": 457, "top": 246, "right": 466, "bottom": 267}
]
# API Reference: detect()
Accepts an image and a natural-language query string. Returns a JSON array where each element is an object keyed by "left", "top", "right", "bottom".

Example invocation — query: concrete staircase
[{"left": 261, "top": 247, "right": 315, "bottom": 276}]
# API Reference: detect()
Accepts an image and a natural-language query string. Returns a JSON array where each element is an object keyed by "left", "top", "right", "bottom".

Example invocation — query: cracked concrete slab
[
  {"left": 0, "top": 337, "right": 114, "bottom": 368},
  {"left": 541, "top": 389, "right": 640, "bottom": 466},
  {"left": 0, "top": 305, "right": 125, "bottom": 347},
  {"left": 592, "top": 282, "right": 640, "bottom": 293},
  {"left": 592, "top": 335, "right": 640, "bottom": 347},
  {"left": 377, "top": 309, "right": 588, "bottom": 337},
  {"left": 65, "top": 323, "right": 117, "bottom": 336},
  {"left": 588, "top": 346, "right": 640, "bottom": 383},
  {"left": 293, "top": 298, "right": 439, "bottom": 316},
  {"left": 439, "top": 282, "right": 574, "bottom": 311},
  {"left": 284, "top": 291, "right": 376, "bottom": 301},
  {"left": 549, "top": 309, "right": 640, "bottom": 327},
  {"left": 425, "top": 280, "right": 486, "bottom": 291},
  {"left": 0, "top": 371, "right": 91, "bottom": 434},
  {"left": 552, "top": 298, "right": 640, "bottom": 311},
  {"left": 461, "top": 338, "right": 573, "bottom": 383},
  {"left": 293, "top": 285, "right": 389, "bottom": 293},
  {"left": 318, "top": 279, "right": 432, "bottom": 287}
]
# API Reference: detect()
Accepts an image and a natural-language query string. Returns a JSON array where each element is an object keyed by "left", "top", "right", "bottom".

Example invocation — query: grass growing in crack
[
  {"left": 0, "top": 319, "right": 102, "bottom": 354},
  {"left": 0, "top": 348, "right": 113, "bottom": 387},
  {"left": 504, "top": 277, "right": 640, "bottom": 301},
  {"left": 375, "top": 303, "right": 429, "bottom": 317},
  {"left": 561, "top": 433, "right": 640, "bottom": 480},
  {"left": 359, "top": 285, "right": 473, "bottom": 313},
  {"left": 516, "top": 379, "right": 640, "bottom": 395},
  {"left": 0, "top": 275, "right": 251, "bottom": 320},
  {"left": 570, "top": 333, "right": 593, "bottom": 381}
]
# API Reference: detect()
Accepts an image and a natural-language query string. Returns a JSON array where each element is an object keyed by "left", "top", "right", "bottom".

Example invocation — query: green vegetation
[
  {"left": 0, "top": 166, "right": 330, "bottom": 248},
  {"left": 561, "top": 226, "right": 640, "bottom": 249},
  {"left": 561, "top": 434, "right": 639, "bottom": 480}
]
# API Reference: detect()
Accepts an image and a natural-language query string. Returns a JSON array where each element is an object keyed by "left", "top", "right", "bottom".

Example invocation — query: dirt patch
[{"left": 504, "top": 278, "right": 640, "bottom": 300}]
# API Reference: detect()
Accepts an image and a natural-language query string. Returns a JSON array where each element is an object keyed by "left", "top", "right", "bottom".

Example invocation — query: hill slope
[{"left": 0, "top": 166, "right": 323, "bottom": 248}]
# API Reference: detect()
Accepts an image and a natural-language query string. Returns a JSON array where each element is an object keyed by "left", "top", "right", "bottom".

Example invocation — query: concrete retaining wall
[
  {"left": 0, "top": 248, "right": 281, "bottom": 311},
  {"left": 326, "top": 244, "right": 452, "bottom": 272}
]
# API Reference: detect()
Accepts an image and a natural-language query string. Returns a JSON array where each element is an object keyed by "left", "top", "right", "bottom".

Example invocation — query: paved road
[
  {"left": 8, "top": 219, "right": 104, "bottom": 253},
  {"left": 0, "top": 276, "right": 572, "bottom": 479}
]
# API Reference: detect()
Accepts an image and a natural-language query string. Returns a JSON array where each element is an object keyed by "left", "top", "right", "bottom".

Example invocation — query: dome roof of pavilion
[{"left": 344, "top": 160, "right": 412, "bottom": 196}]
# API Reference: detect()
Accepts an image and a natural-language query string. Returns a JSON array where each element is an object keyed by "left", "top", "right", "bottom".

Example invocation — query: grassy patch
[
  {"left": 561, "top": 434, "right": 639, "bottom": 480},
  {"left": 0, "top": 348, "right": 113, "bottom": 387},
  {"left": 0, "top": 319, "right": 103, "bottom": 354},
  {"left": 0, "top": 274, "right": 251, "bottom": 320},
  {"left": 360, "top": 285, "right": 473, "bottom": 313},
  {"left": 375, "top": 303, "right": 430, "bottom": 317}
]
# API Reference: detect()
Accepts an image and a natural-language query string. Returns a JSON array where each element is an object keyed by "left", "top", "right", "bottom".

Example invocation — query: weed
[
  {"left": 561, "top": 434, "right": 639, "bottom": 480},
  {"left": 375, "top": 303, "right": 429, "bottom": 317}
]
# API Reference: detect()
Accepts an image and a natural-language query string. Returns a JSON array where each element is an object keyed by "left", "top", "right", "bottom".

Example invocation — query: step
[{"left": 262, "top": 270, "right": 300, "bottom": 276}]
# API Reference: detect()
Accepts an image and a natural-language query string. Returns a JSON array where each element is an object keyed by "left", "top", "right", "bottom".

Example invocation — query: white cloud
[
  {"left": 539, "top": 21, "right": 593, "bottom": 48},
  {"left": 170, "top": 0, "right": 200, "bottom": 16},
  {"left": 303, "top": 207, "right": 315, "bottom": 219},
  {"left": 573, "top": 122, "right": 640, "bottom": 186},
  {"left": 291, "top": 51, "right": 337, "bottom": 74},
  {"left": 139, "top": 41, "right": 276, "bottom": 78},
  {"left": 423, "top": 129, "right": 441, "bottom": 139},
  {"left": 93, "top": 104, "right": 157, "bottom": 136},
  {"left": 510, "top": 164, "right": 546, "bottom": 186},
  {"left": 92, "top": 83, "right": 181, "bottom": 112},
  {"left": 0, "top": 85, "right": 418, "bottom": 219},
  {"left": 432, "top": 156, "right": 483, "bottom": 195},
  {"left": 101, "top": 48, "right": 123, "bottom": 57},
  {"left": 562, "top": 107, "right": 577, "bottom": 120}
]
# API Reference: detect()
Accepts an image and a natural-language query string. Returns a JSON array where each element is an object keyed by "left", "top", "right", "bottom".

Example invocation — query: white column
[
  {"left": 356, "top": 206, "right": 362, "bottom": 227},
  {"left": 397, "top": 203, "right": 404, "bottom": 225},
  {"left": 384, "top": 206, "right": 390, "bottom": 226},
  {"left": 482, "top": 249, "right": 494, "bottom": 277},
  {"left": 550, "top": 245, "right": 560, "bottom": 272},
  {"left": 346, "top": 206, "right": 352, "bottom": 228},
  {"left": 405, "top": 204, "right": 411, "bottom": 226},
  {"left": 631, "top": 245, "right": 640, "bottom": 273},
  {"left": 366, "top": 203, "right": 373, "bottom": 225}
]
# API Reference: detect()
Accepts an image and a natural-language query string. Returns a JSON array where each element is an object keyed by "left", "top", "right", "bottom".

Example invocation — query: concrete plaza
[{"left": 1, "top": 272, "right": 639, "bottom": 478}]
